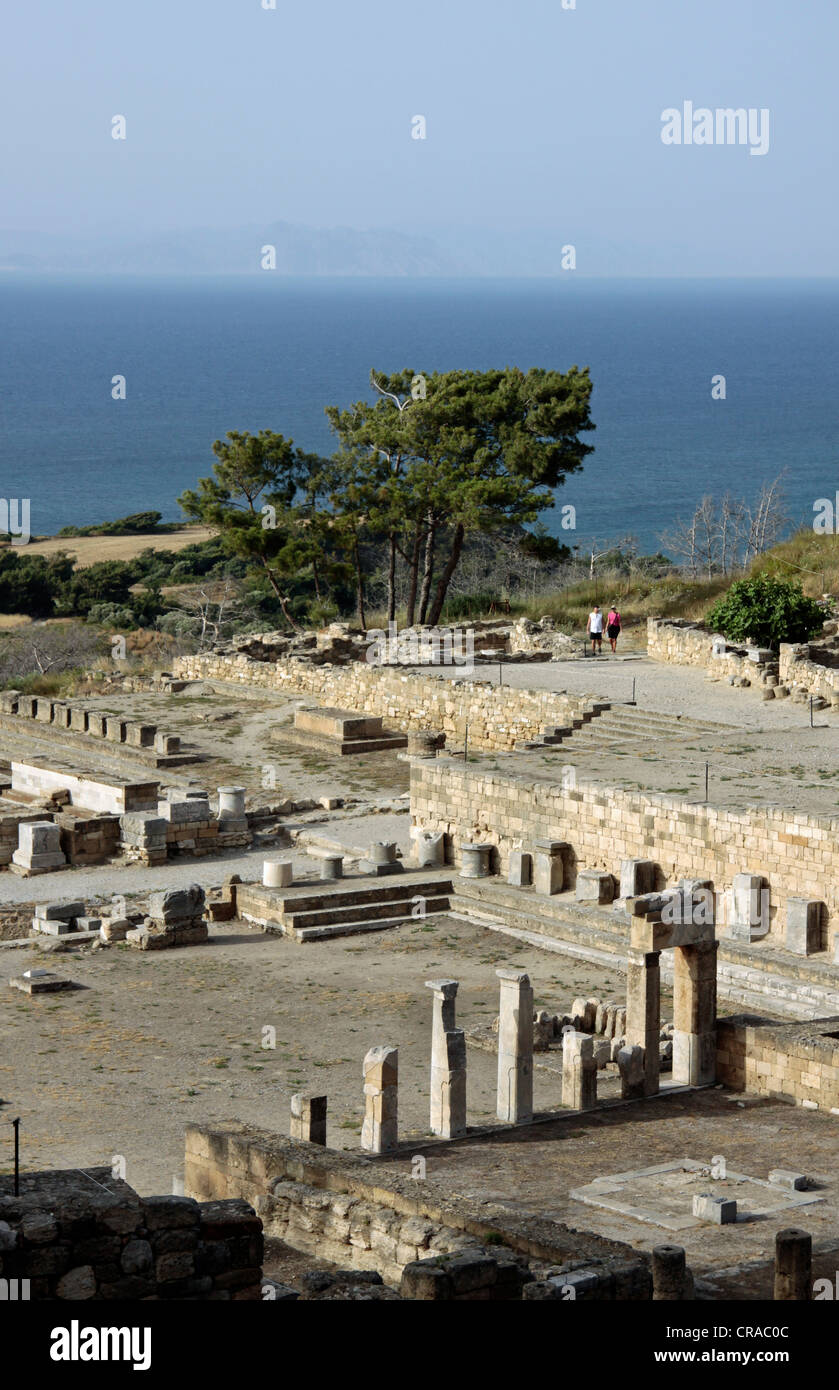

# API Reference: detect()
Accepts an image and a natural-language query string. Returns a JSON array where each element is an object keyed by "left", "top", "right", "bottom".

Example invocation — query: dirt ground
[{"left": 0, "top": 912, "right": 630, "bottom": 1196}]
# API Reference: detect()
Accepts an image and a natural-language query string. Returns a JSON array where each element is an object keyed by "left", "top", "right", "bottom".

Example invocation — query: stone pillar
[
  {"left": 561, "top": 1030, "right": 597, "bottom": 1110},
  {"left": 217, "top": 786, "right": 248, "bottom": 836},
  {"left": 786, "top": 899, "right": 823, "bottom": 956},
  {"left": 729, "top": 873, "right": 767, "bottom": 941},
  {"left": 361, "top": 1045, "right": 398, "bottom": 1153},
  {"left": 425, "top": 979, "right": 467, "bottom": 1139},
  {"left": 652, "top": 1244, "right": 689, "bottom": 1301},
  {"left": 532, "top": 839, "right": 565, "bottom": 896},
  {"left": 626, "top": 947, "right": 661, "bottom": 1096},
  {"left": 496, "top": 969, "right": 533, "bottom": 1124},
  {"left": 263, "top": 857, "right": 293, "bottom": 888},
  {"left": 290, "top": 1093, "right": 327, "bottom": 1145},
  {"left": 412, "top": 830, "right": 445, "bottom": 868},
  {"left": 774, "top": 1228, "right": 812, "bottom": 1301},
  {"left": 508, "top": 850, "right": 532, "bottom": 887},
  {"left": 459, "top": 843, "right": 493, "bottom": 878},
  {"left": 320, "top": 854, "right": 343, "bottom": 881},
  {"left": 672, "top": 941, "right": 717, "bottom": 1086},
  {"left": 618, "top": 1043, "right": 646, "bottom": 1099}
]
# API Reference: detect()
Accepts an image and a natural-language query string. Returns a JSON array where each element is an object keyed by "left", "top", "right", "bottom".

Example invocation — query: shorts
[{"left": 607, "top": 624, "right": 620, "bottom": 639}]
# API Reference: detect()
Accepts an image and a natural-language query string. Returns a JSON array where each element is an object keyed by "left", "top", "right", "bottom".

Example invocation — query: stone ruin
[{"left": 125, "top": 884, "right": 209, "bottom": 951}]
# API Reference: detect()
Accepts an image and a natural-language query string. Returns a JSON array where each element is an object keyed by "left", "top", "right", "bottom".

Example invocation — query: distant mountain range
[{"left": 0, "top": 221, "right": 467, "bottom": 276}]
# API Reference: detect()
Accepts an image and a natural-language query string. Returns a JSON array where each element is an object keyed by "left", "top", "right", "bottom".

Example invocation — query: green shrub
[{"left": 705, "top": 575, "right": 824, "bottom": 649}]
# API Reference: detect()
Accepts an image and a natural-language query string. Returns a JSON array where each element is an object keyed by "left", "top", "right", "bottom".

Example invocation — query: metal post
[
  {"left": 464, "top": 722, "right": 469, "bottom": 763},
  {"left": 810, "top": 697, "right": 814, "bottom": 729},
  {"left": 705, "top": 762, "right": 709, "bottom": 802},
  {"left": 12, "top": 1117, "right": 20, "bottom": 1196},
  {"left": 498, "top": 662, "right": 503, "bottom": 687},
  {"left": 631, "top": 677, "right": 636, "bottom": 705}
]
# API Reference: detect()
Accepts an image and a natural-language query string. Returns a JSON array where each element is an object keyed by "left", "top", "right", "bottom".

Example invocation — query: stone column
[
  {"left": 320, "top": 854, "right": 343, "bottom": 881},
  {"left": 652, "top": 1244, "right": 690, "bottom": 1301},
  {"left": 459, "top": 843, "right": 493, "bottom": 878},
  {"left": 774, "top": 1228, "right": 812, "bottom": 1301},
  {"left": 496, "top": 969, "right": 533, "bottom": 1124},
  {"left": 217, "top": 786, "right": 247, "bottom": 832},
  {"left": 425, "top": 979, "right": 467, "bottom": 1138},
  {"left": 360, "top": 841, "right": 402, "bottom": 876},
  {"left": 672, "top": 941, "right": 717, "bottom": 1086},
  {"left": 361, "top": 1045, "right": 398, "bottom": 1153},
  {"left": 263, "top": 857, "right": 293, "bottom": 888},
  {"left": 561, "top": 1030, "right": 597, "bottom": 1110},
  {"left": 290, "top": 1093, "right": 327, "bottom": 1145},
  {"left": 626, "top": 947, "right": 661, "bottom": 1096}
]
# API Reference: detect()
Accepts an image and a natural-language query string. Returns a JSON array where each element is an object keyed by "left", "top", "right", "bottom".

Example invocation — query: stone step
[
  {"left": 283, "top": 893, "right": 451, "bottom": 931},
  {"left": 293, "top": 912, "right": 445, "bottom": 943},
  {"left": 267, "top": 876, "right": 452, "bottom": 915}
]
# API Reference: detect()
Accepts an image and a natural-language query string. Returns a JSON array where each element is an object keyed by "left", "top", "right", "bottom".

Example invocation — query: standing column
[
  {"left": 561, "top": 1031, "right": 597, "bottom": 1110},
  {"left": 774, "top": 1228, "right": 812, "bottom": 1301},
  {"left": 496, "top": 969, "right": 534, "bottom": 1123},
  {"left": 425, "top": 980, "right": 467, "bottom": 1138},
  {"left": 626, "top": 947, "right": 661, "bottom": 1097},
  {"left": 361, "top": 1045, "right": 398, "bottom": 1153},
  {"left": 672, "top": 941, "right": 718, "bottom": 1086}
]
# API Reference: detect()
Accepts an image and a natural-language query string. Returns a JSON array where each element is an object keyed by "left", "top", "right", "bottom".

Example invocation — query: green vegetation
[
  {"left": 705, "top": 574, "right": 824, "bottom": 649},
  {"left": 56, "top": 511, "right": 180, "bottom": 537}
]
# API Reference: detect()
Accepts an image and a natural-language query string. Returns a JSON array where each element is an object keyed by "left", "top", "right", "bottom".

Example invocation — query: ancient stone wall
[
  {"left": 184, "top": 1122, "right": 649, "bottom": 1296},
  {"left": 717, "top": 1014, "right": 839, "bottom": 1112},
  {"left": 172, "top": 653, "right": 602, "bottom": 752},
  {"left": 778, "top": 642, "right": 839, "bottom": 702},
  {"left": 0, "top": 1169, "right": 262, "bottom": 1300},
  {"left": 411, "top": 757, "right": 839, "bottom": 949}
]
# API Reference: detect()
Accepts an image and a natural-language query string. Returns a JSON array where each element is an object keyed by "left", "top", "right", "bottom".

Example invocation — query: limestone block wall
[
  {"left": 0, "top": 1169, "right": 263, "bottom": 1301},
  {"left": 778, "top": 643, "right": 839, "bottom": 702},
  {"left": 172, "top": 653, "right": 603, "bottom": 752},
  {"left": 185, "top": 1122, "right": 649, "bottom": 1295},
  {"left": 411, "top": 757, "right": 839, "bottom": 949},
  {"left": 647, "top": 617, "right": 719, "bottom": 669},
  {"left": 0, "top": 814, "right": 46, "bottom": 867},
  {"left": 11, "top": 762, "right": 159, "bottom": 815},
  {"left": 717, "top": 1014, "right": 839, "bottom": 1111}
]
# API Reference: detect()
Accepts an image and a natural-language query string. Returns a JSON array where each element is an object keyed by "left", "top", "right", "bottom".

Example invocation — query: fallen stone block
[
  {"left": 692, "top": 1193, "right": 737, "bottom": 1224},
  {"left": 10, "top": 970, "right": 83, "bottom": 995},
  {"left": 768, "top": 1170, "right": 809, "bottom": 1192},
  {"left": 576, "top": 870, "right": 615, "bottom": 905}
]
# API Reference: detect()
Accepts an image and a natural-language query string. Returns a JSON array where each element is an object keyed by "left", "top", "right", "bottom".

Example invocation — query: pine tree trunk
[
  {"left": 405, "top": 522, "right": 422, "bottom": 627},
  {"left": 353, "top": 535, "right": 367, "bottom": 630},
  {"left": 261, "top": 557, "right": 301, "bottom": 633},
  {"left": 418, "top": 515, "right": 436, "bottom": 624},
  {"left": 427, "top": 522, "right": 465, "bottom": 626},
  {"left": 387, "top": 534, "right": 397, "bottom": 623}
]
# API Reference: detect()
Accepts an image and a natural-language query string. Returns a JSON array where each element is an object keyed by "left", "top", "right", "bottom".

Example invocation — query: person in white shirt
[{"left": 587, "top": 605, "right": 604, "bottom": 654}]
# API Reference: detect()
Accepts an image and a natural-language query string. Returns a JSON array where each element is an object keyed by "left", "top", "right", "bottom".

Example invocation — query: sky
[{"left": 2, "top": 0, "right": 838, "bottom": 274}]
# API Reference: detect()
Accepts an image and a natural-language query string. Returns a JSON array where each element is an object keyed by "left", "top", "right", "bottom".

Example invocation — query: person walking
[
  {"left": 606, "top": 603, "right": 622, "bottom": 654},
  {"left": 587, "top": 604, "right": 604, "bottom": 654}
]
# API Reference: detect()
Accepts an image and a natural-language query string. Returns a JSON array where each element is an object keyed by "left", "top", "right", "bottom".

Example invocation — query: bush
[{"left": 705, "top": 575, "right": 824, "bottom": 649}]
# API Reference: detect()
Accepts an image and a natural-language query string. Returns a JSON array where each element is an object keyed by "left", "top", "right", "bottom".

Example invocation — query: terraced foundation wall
[
  {"left": 172, "top": 653, "right": 602, "bottom": 752},
  {"left": 411, "top": 757, "right": 839, "bottom": 950},
  {"left": 717, "top": 1014, "right": 839, "bottom": 1111},
  {"left": 184, "top": 1122, "right": 650, "bottom": 1297}
]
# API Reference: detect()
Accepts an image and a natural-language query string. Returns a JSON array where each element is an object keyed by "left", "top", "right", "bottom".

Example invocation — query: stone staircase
[
  {"left": 531, "top": 705, "right": 732, "bottom": 755},
  {"left": 514, "top": 701, "right": 611, "bottom": 750},
  {"left": 237, "top": 872, "right": 453, "bottom": 942}
]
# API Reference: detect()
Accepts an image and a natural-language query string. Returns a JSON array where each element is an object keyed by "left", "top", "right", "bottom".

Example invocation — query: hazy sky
[{"left": 3, "top": 0, "right": 838, "bottom": 273}]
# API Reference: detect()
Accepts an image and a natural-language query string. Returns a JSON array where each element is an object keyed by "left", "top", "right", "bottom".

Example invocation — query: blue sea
[{"left": 0, "top": 275, "right": 837, "bottom": 553}]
